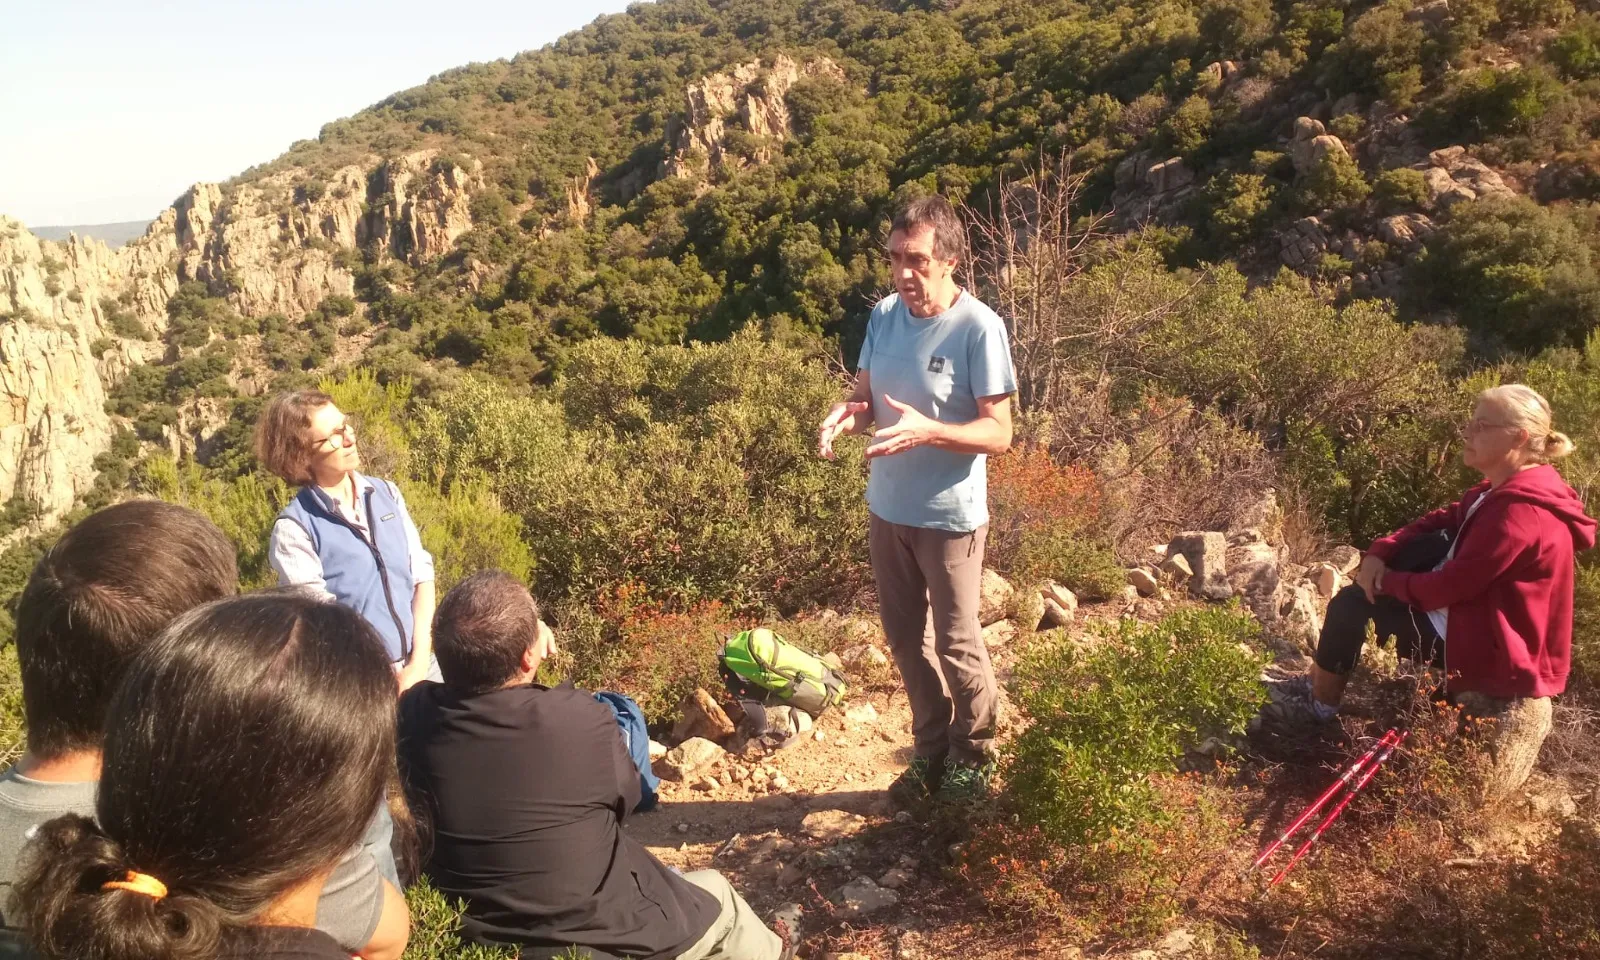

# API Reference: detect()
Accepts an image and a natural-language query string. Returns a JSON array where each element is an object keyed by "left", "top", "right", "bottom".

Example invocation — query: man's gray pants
[{"left": 868, "top": 513, "right": 998, "bottom": 765}]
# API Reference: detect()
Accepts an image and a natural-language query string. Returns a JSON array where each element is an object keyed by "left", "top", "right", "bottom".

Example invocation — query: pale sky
[{"left": 0, "top": 0, "right": 637, "bottom": 227}]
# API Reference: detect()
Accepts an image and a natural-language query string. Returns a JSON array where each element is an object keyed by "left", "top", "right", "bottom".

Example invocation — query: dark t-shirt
[
  {"left": 397, "top": 681, "right": 718, "bottom": 960},
  {"left": 221, "top": 926, "right": 349, "bottom": 959}
]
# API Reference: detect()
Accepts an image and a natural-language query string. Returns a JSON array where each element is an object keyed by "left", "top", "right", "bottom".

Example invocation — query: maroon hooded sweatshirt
[{"left": 1371, "top": 464, "right": 1596, "bottom": 699}]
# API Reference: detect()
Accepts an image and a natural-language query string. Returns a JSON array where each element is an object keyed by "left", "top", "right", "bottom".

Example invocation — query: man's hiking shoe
[
  {"left": 888, "top": 754, "right": 944, "bottom": 808},
  {"left": 934, "top": 757, "right": 996, "bottom": 804}
]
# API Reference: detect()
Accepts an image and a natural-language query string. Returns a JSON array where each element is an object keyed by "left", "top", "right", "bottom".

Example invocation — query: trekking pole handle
[
  {"left": 1268, "top": 730, "right": 1410, "bottom": 888},
  {"left": 1249, "top": 728, "right": 1398, "bottom": 873}
]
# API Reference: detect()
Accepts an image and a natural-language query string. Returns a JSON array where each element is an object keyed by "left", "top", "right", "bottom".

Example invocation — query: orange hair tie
[{"left": 102, "top": 871, "right": 168, "bottom": 900}]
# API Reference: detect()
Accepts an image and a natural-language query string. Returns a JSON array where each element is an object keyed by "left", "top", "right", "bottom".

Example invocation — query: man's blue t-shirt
[{"left": 857, "top": 290, "right": 1017, "bottom": 532}]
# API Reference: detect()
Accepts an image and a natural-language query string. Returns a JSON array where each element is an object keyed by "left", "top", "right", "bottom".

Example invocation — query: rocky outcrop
[
  {"left": 0, "top": 147, "right": 484, "bottom": 525},
  {"left": 662, "top": 55, "right": 846, "bottom": 179},
  {"left": 1112, "top": 151, "right": 1199, "bottom": 226},
  {"left": 1288, "top": 116, "right": 1351, "bottom": 177},
  {"left": 0, "top": 218, "right": 178, "bottom": 521}
]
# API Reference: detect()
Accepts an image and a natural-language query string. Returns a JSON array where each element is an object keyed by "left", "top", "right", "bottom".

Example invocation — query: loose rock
[
  {"left": 1160, "top": 552, "right": 1193, "bottom": 582},
  {"left": 1128, "top": 567, "right": 1160, "bottom": 597},
  {"left": 803, "top": 809, "right": 869, "bottom": 841},
  {"left": 657, "top": 737, "right": 725, "bottom": 782},
  {"left": 1308, "top": 562, "right": 1341, "bottom": 599},
  {"left": 1327, "top": 545, "right": 1362, "bottom": 575},
  {"left": 671, "top": 688, "right": 737, "bottom": 744},
  {"left": 982, "top": 619, "right": 1017, "bottom": 647},
  {"left": 838, "top": 877, "right": 900, "bottom": 917},
  {"left": 878, "top": 866, "right": 914, "bottom": 889},
  {"left": 1169, "top": 531, "right": 1231, "bottom": 600},
  {"left": 648, "top": 739, "right": 668, "bottom": 762},
  {"left": 979, "top": 568, "right": 1016, "bottom": 626},
  {"left": 845, "top": 702, "right": 879, "bottom": 725}
]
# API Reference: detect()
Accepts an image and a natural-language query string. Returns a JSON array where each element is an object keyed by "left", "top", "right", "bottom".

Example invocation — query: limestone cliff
[
  {"left": 0, "top": 148, "right": 483, "bottom": 525},
  {"left": 0, "top": 219, "right": 178, "bottom": 519},
  {"left": 661, "top": 55, "right": 846, "bottom": 179}
]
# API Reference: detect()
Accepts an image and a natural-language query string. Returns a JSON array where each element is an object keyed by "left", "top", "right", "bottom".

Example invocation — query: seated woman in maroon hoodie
[{"left": 1291, "top": 384, "right": 1595, "bottom": 721}]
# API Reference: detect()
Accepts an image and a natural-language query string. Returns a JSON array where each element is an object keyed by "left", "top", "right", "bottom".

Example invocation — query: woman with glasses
[
  {"left": 1278, "top": 384, "right": 1594, "bottom": 725},
  {"left": 255, "top": 390, "right": 438, "bottom": 690}
]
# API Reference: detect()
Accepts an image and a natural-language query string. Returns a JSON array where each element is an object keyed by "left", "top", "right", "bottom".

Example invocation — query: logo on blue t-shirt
[{"left": 927, "top": 356, "right": 947, "bottom": 373}]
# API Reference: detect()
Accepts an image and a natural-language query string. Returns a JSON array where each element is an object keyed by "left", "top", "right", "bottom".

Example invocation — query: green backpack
[{"left": 719, "top": 628, "right": 848, "bottom": 718}]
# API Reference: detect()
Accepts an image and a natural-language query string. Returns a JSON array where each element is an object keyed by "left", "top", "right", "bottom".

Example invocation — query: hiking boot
[
  {"left": 888, "top": 753, "right": 944, "bottom": 807},
  {"left": 1251, "top": 677, "right": 1339, "bottom": 734},
  {"left": 934, "top": 757, "right": 997, "bottom": 804}
]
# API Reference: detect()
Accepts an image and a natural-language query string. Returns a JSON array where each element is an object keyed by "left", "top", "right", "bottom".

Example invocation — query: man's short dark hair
[
  {"left": 433, "top": 571, "right": 542, "bottom": 696},
  {"left": 890, "top": 194, "right": 967, "bottom": 263},
  {"left": 16, "top": 500, "right": 238, "bottom": 758}
]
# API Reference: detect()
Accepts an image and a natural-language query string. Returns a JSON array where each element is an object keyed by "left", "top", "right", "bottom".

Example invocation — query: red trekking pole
[
  {"left": 1268, "top": 730, "right": 1410, "bottom": 887},
  {"left": 1248, "top": 728, "right": 1399, "bottom": 874}
]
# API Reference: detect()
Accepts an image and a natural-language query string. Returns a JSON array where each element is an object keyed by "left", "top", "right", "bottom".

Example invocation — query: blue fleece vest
[{"left": 279, "top": 475, "right": 416, "bottom": 663}]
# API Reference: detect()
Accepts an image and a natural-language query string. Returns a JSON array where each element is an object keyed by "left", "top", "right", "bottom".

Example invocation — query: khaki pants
[
  {"left": 868, "top": 513, "right": 998, "bottom": 764},
  {"left": 676, "top": 870, "right": 783, "bottom": 960}
]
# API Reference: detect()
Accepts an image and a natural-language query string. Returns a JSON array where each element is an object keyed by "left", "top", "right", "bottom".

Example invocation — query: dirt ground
[{"left": 621, "top": 635, "right": 1078, "bottom": 960}]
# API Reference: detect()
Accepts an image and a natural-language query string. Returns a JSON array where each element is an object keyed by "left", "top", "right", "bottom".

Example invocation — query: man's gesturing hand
[
  {"left": 818, "top": 400, "right": 870, "bottom": 460},
  {"left": 866, "top": 395, "right": 940, "bottom": 459}
]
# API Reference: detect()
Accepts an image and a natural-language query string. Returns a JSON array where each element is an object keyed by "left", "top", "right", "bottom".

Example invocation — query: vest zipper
[{"left": 311, "top": 485, "right": 413, "bottom": 662}]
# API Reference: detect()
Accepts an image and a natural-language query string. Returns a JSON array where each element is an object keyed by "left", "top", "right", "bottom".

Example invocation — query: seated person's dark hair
[
  {"left": 15, "top": 500, "right": 237, "bottom": 758},
  {"left": 13, "top": 592, "right": 399, "bottom": 960},
  {"left": 432, "top": 570, "right": 542, "bottom": 695}
]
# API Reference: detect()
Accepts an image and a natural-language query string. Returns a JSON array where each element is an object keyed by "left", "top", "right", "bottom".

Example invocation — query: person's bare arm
[
  {"left": 866, "top": 392, "right": 1012, "bottom": 459},
  {"left": 398, "top": 580, "right": 436, "bottom": 692},
  {"left": 818, "top": 369, "right": 874, "bottom": 459}
]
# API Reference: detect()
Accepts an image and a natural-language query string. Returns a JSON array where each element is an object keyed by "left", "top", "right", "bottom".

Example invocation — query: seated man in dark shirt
[{"left": 398, "top": 571, "right": 788, "bottom": 960}]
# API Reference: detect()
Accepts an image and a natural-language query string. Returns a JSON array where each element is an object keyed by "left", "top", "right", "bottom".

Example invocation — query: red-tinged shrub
[{"left": 987, "top": 445, "right": 1122, "bottom": 597}]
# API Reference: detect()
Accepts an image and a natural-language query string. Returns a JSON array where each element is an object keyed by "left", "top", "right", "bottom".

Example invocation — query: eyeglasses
[
  {"left": 311, "top": 421, "right": 356, "bottom": 451},
  {"left": 1459, "top": 419, "right": 1515, "bottom": 438}
]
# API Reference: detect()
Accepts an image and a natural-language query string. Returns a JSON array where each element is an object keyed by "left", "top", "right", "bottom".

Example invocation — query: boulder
[
  {"left": 982, "top": 619, "right": 1017, "bottom": 648},
  {"left": 1278, "top": 583, "right": 1324, "bottom": 653},
  {"left": 1229, "top": 561, "right": 1282, "bottom": 625},
  {"left": 1146, "top": 157, "right": 1195, "bottom": 194},
  {"left": 1377, "top": 213, "right": 1435, "bottom": 248},
  {"left": 671, "top": 688, "right": 737, "bottom": 744},
  {"left": 1169, "top": 531, "right": 1231, "bottom": 600},
  {"left": 1308, "top": 562, "right": 1342, "bottom": 599},
  {"left": 979, "top": 568, "right": 1015, "bottom": 626},
  {"left": 877, "top": 866, "right": 914, "bottom": 890},
  {"left": 1289, "top": 117, "right": 1349, "bottom": 176},
  {"left": 648, "top": 739, "right": 668, "bottom": 762},
  {"left": 1456, "top": 693, "right": 1554, "bottom": 799},
  {"left": 1160, "top": 551, "right": 1194, "bottom": 583},
  {"left": 1013, "top": 583, "right": 1048, "bottom": 633},
  {"left": 1228, "top": 541, "right": 1278, "bottom": 567},
  {"left": 1423, "top": 166, "right": 1477, "bottom": 209},
  {"left": 1042, "top": 597, "right": 1074, "bottom": 627},
  {"left": 1327, "top": 544, "right": 1362, "bottom": 575},
  {"left": 837, "top": 877, "right": 900, "bottom": 917},
  {"left": 657, "top": 737, "right": 725, "bottom": 782},
  {"left": 1128, "top": 567, "right": 1160, "bottom": 597},
  {"left": 1406, "top": 0, "right": 1452, "bottom": 27},
  {"left": 1043, "top": 582, "right": 1078, "bottom": 623}
]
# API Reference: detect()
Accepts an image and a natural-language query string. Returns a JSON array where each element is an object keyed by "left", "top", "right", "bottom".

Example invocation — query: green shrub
[
  {"left": 1372, "top": 167, "right": 1429, "bottom": 213},
  {"left": 1550, "top": 14, "right": 1600, "bottom": 80},
  {"left": 1004, "top": 607, "right": 1267, "bottom": 847},
  {"left": 1202, "top": 172, "right": 1277, "bottom": 250},
  {"left": 410, "top": 332, "right": 872, "bottom": 617},
  {"left": 1413, "top": 196, "right": 1600, "bottom": 352},
  {"left": 1427, "top": 65, "right": 1568, "bottom": 139},
  {"left": 1298, "top": 151, "right": 1370, "bottom": 212},
  {"left": 403, "top": 880, "right": 519, "bottom": 960}
]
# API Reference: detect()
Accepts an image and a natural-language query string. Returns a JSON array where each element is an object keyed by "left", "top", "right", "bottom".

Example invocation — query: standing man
[{"left": 818, "top": 194, "right": 1016, "bottom": 805}]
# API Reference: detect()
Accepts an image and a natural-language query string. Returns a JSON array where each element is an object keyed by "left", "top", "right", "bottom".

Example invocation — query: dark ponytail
[
  {"left": 12, "top": 592, "right": 397, "bottom": 960},
  {"left": 14, "top": 815, "right": 222, "bottom": 960}
]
